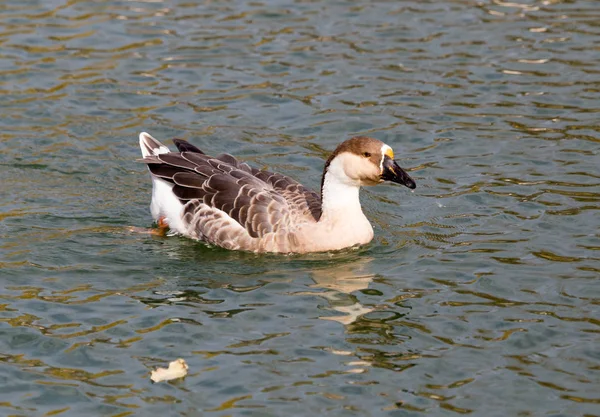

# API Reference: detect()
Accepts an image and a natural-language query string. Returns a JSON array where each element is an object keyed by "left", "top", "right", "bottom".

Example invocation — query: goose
[{"left": 138, "top": 132, "right": 416, "bottom": 253}]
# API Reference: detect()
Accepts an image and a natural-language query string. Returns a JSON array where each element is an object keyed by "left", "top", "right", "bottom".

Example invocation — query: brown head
[{"left": 321, "top": 136, "right": 416, "bottom": 193}]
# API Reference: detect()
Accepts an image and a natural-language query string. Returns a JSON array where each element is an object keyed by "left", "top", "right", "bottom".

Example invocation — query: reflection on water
[
  {"left": 1, "top": 0, "right": 599, "bottom": 415},
  {"left": 299, "top": 256, "right": 376, "bottom": 325}
]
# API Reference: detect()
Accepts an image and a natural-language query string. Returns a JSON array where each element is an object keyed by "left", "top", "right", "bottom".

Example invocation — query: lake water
[{"left": 0, "top": 0, "right": 598, "bottom": 416}]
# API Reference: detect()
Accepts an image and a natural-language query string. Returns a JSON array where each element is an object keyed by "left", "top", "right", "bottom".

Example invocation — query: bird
[{"left": 138, "top": 132, "right": 416, "bottom": 253}]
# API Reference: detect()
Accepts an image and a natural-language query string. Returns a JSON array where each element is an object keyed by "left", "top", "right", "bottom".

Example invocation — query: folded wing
[{"left": 141, "top": 139, "right": 321, "bottom": 238}]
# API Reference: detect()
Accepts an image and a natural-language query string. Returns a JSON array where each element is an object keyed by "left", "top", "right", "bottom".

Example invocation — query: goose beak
[{"left": 381, "top": 155, "right": 416, "bottom": 189}]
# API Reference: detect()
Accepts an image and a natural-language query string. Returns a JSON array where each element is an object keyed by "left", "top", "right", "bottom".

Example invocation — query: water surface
[{"left": 1, "top": 0, "right": 599, "bottom": 416}]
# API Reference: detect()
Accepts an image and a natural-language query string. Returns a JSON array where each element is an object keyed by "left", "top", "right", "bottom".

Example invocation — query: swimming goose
[{"left": 138, "top": 132, "right": 416, "bottom": 253}]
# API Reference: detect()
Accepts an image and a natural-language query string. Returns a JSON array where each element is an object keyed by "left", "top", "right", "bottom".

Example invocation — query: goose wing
[
  {"left": 142, "top": 147, "right": 297, "bottom": 239},
  {"left": 172, "top": 140, "right": 322, "bottom": 221},
  {"left": 249, "top": 170, "right": 321, "bottom": 221}
]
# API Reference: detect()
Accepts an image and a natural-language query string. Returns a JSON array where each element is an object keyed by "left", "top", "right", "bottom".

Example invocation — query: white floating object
[{"left": 150, "top": 358, "right": 189, "bottom": 383}]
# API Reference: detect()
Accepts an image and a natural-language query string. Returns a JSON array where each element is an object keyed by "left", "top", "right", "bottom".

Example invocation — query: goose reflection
[{"left": 296, "top": 255, "right": 376, "bottom": 326}]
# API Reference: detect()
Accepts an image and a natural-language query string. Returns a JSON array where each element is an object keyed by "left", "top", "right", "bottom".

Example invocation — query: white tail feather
[
  {"left": 139, "top": 132, "right": 170, "bottom": 157},
  {"left": 139, "top": 132, "right": 185, "bottom": 233}
]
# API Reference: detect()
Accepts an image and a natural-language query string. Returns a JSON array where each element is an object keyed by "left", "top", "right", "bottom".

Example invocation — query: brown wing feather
[
  {"left": 251, "top": 170, "right": 322, "bottom": 221},
  {"left": 173, "top": 139, "right": 205, "bottom": 154},
  {"left": 140, "top": 143, "right": 297, "bottom": 238},
  {"left": 170, "top": 141, "right": 321, "bottom": 220}
]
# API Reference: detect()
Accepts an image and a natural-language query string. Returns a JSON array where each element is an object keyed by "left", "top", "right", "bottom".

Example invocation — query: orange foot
[
  {"left": 156, "top": 216, "right": 169, "bottom": 236},
  {"left": 127, "top": 216, "right": 170, "bottom": 236}
]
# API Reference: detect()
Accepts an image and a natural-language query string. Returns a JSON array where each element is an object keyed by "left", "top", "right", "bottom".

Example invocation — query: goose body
[{"left": 138, "top": 132, "right": 416, "bottom": 253}]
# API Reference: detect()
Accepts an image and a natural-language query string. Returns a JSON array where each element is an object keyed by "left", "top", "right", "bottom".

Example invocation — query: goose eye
[{"left": 363, "top": 152, "right": 371, "bottom": 158}]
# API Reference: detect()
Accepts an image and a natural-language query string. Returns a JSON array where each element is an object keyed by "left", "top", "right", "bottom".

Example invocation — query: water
[{"left": 1, "top": 0, "right": 598, "bottom": 415}]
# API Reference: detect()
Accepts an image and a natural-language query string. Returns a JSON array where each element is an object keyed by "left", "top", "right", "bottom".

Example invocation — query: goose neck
[{"left": 319, "top": 170, "right": 364, "bottom": 222}]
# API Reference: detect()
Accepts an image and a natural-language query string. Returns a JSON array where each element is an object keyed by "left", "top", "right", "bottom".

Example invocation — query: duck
[{"left": 138, "top": 132, "right": 416, "bottom": 253}]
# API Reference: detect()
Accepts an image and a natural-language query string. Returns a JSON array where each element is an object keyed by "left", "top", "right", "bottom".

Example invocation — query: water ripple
[{"left": 1, "top": 0, "right": 599, "bottom": 415}]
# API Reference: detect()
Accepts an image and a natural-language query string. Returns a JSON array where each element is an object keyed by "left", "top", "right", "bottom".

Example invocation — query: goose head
[{"left": 322, "top": 136, "right": 416, "bottom": 190}]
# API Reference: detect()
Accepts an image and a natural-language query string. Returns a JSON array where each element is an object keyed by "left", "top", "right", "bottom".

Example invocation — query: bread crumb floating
[{"left": 150, "top": 358, "right": 189, "bottom": 383}]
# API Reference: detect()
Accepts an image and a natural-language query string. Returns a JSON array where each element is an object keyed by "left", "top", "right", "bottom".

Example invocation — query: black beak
[{"left": 381, "top": 155, "right": 416, "bottom": 189}]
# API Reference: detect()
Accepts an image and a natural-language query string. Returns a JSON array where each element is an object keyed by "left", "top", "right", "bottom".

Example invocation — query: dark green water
[{"left": 1, "top": 1, "right": 598, "bottom": 416}]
